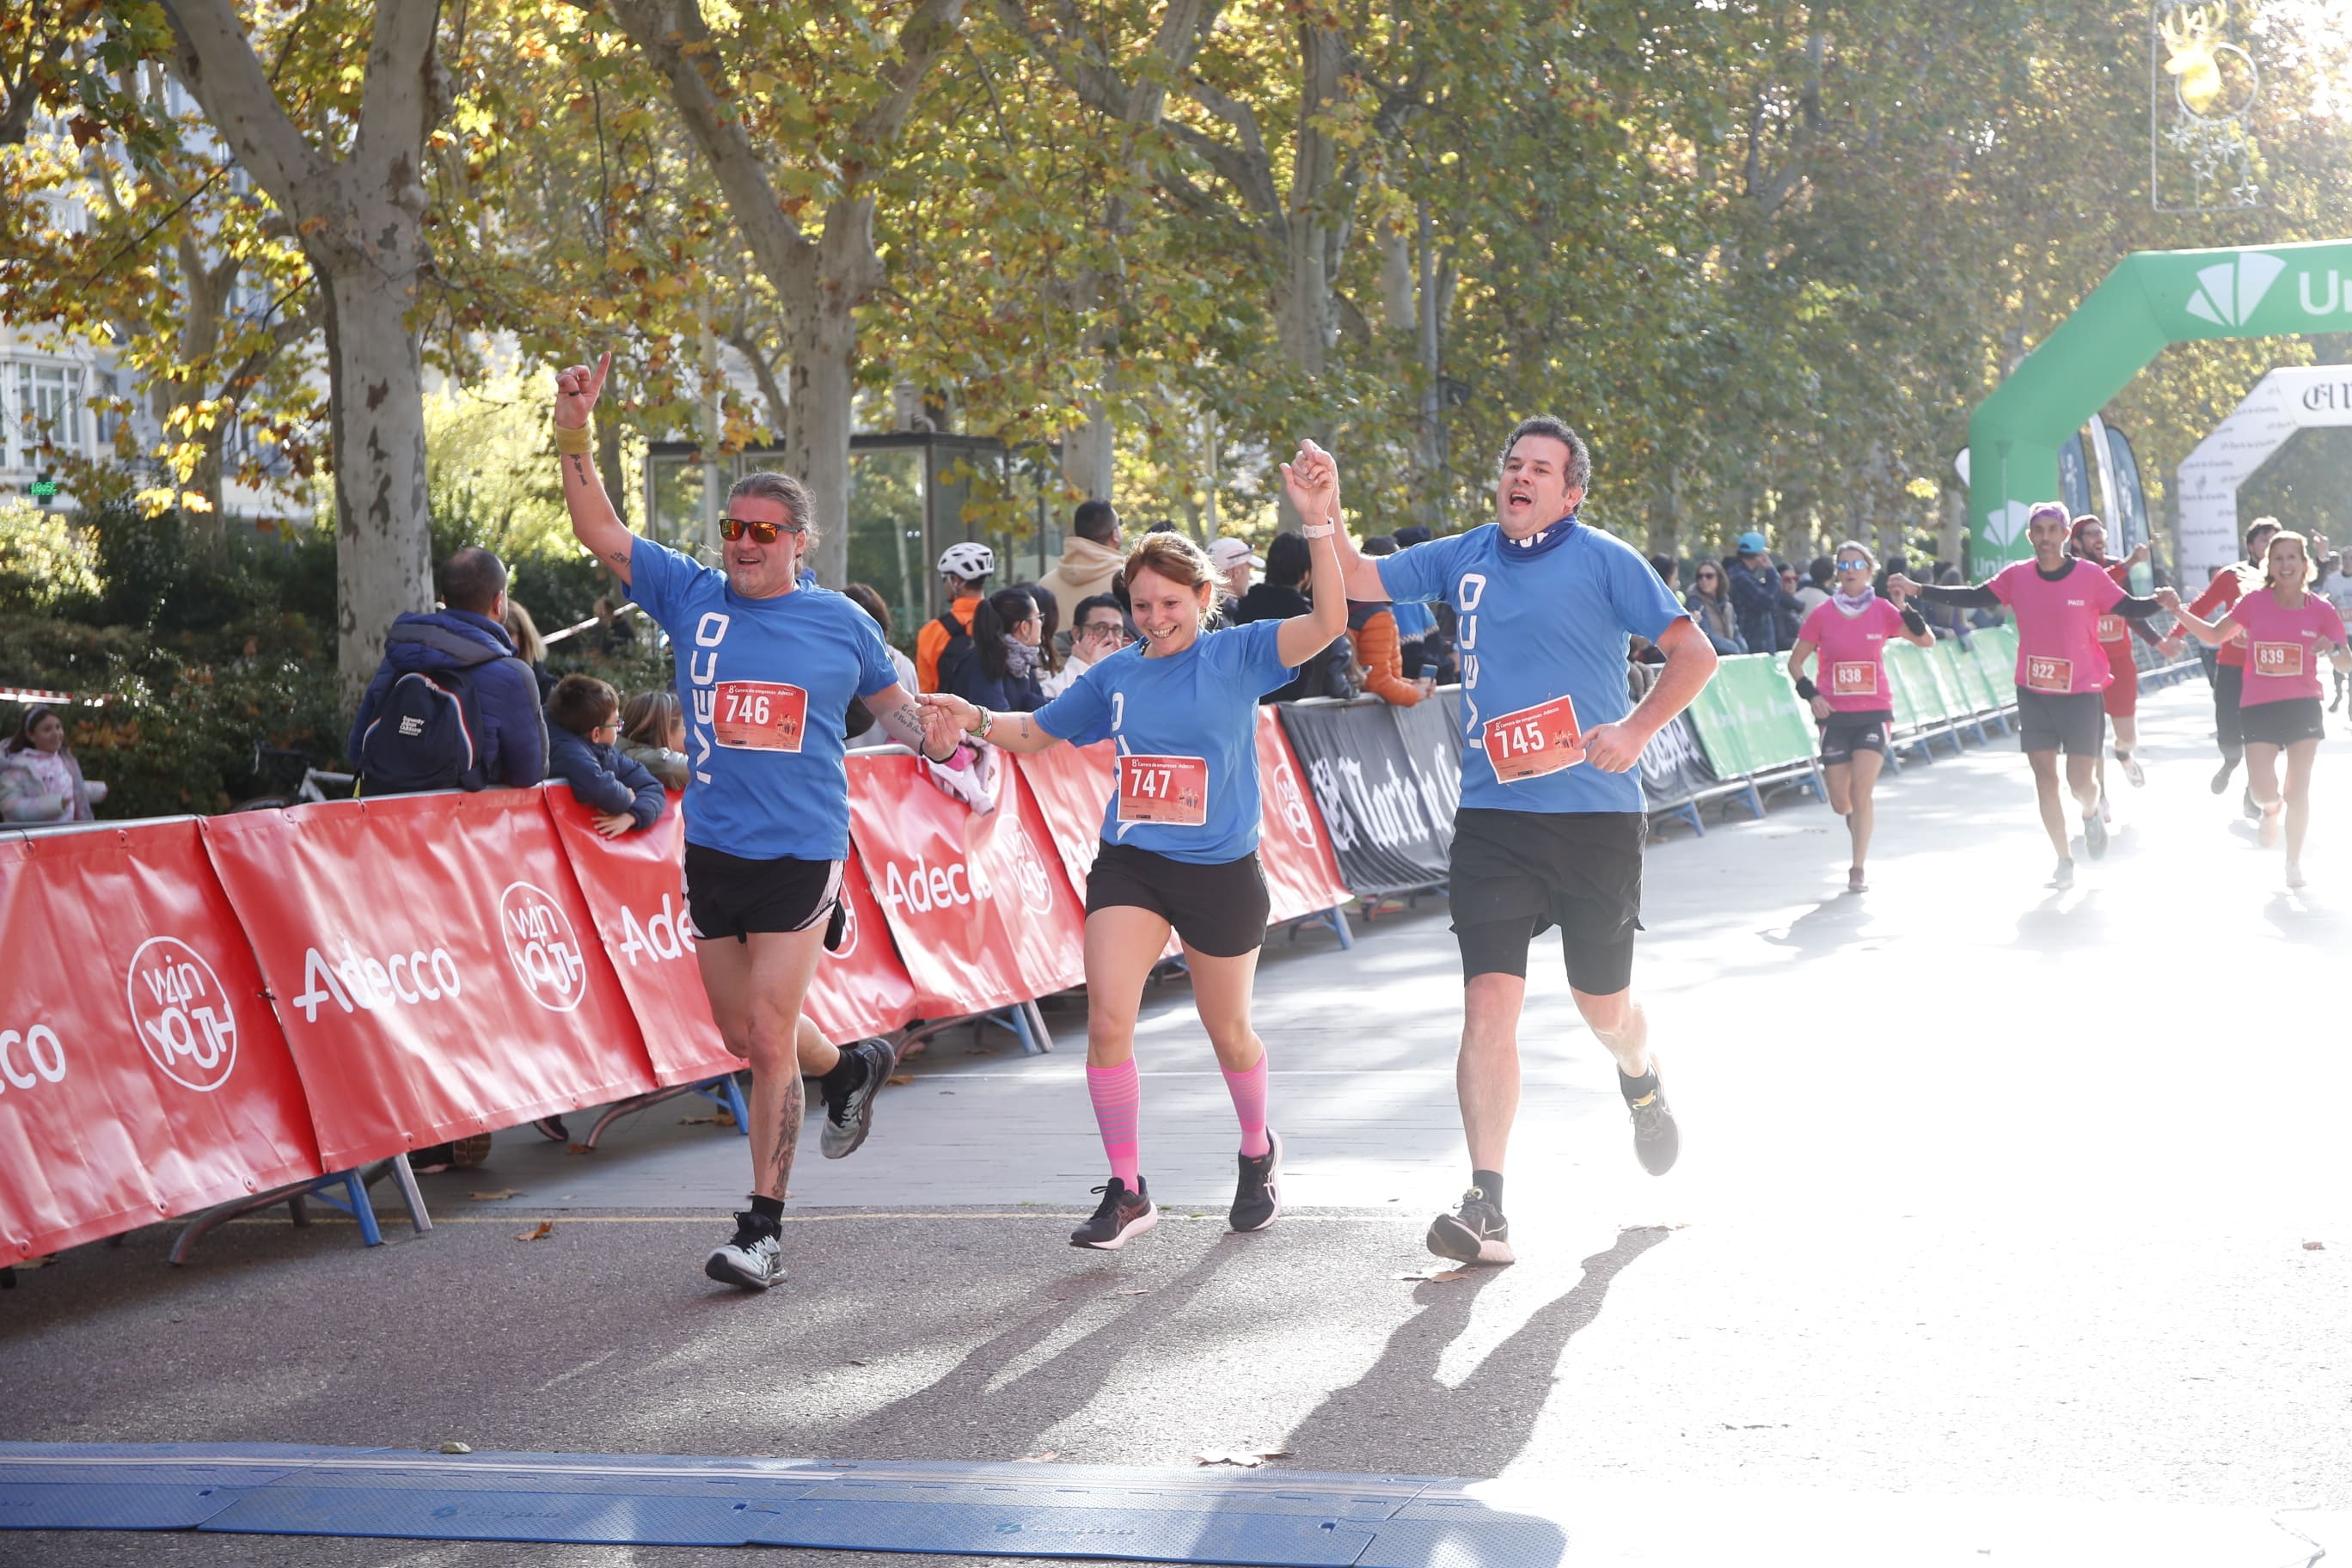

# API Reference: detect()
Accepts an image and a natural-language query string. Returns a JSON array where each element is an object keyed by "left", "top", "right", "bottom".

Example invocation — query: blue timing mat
[{"left": 0, "top": 1442, "right": 1572, "bottom": 1565}]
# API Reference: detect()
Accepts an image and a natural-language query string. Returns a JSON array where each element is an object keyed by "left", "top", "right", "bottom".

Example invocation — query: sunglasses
[
  {"left": 719, "top": 516, "right": 803, "bottom": 543},
  {"left": 1835, "top": 559, "right": 1872, "bottom": 571}
]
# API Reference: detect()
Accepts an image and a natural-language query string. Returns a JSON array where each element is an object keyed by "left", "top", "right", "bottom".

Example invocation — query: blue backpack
[{"left": 358, "top": 646, "right": 527, "bottom": 796}]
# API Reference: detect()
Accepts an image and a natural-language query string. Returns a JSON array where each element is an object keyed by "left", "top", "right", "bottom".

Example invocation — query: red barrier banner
[
  {"left": 200, "top": 792, "right": 660, "bottom": 1168},
  {"left": 0, "top": 822, "right": 322, "bottom": 1261},
  {"left": 1016, "top": 740, "right": 1118, "bottom": 896},
  {"left": 1253, "top": 708, "right": 1353, "bottom": 922},
  {"left": 543, "top": 787, "right": 918, "bottom": 1080},
  {"left": 847, "top": 753, "right": 1085, "bottom": 1014}
]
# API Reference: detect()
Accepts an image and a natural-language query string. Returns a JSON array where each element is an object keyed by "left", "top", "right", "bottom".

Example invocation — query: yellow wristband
[{"left": 554, "top": 422, "right": 593, "bottom": 456}]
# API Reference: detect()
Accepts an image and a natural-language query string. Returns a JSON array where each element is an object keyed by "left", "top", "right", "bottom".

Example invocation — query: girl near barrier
[
  {"left": 2067, "top": 516, "right": 2158, "bottom": 802},
  {"left": 2162, "top": 530, "right": 2350, "bottom": 889},
  {"left": 1785, "top": 542, "right": 1934, "bottom": 894},
  {"left": 918, "top": 444, "right": 1348, "bottom": 1249}
]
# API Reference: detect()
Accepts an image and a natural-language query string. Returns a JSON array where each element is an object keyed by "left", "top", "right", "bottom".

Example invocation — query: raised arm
[
  {"left": 1289, "top": 438, "right": 1389, "bottom": 602},
  {"left": 1887, "top": 581, "right": 1938, "bottom": 648},
  {"left": 1274, "top": 441, "right": 1351, "bottom": 669},
  {"left": 554, "top": 352, "right": 636, "bottom": 585}
]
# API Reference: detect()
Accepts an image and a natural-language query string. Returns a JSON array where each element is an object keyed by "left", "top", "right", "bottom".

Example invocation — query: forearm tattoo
[{"left": 877, "top": 699, "right": 933, "bottom": 754}]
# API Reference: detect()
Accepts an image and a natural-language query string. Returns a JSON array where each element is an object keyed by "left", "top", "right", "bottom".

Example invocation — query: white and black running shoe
[
  {"left": 1426, "top": 1186, "right": 1514, "bottom": 1265},
  {"left": 2049, "top": 857, "right": 2076, "bottom": 890},
  {"left": 820, "top": 1038, "right": 897, "bottom": 1160},
  {"left": 1228, "top": 1130, "right": 1283, "bottom": 1233},
  {"left": 2082, "top": 806, "right": 2109, "bottom": 861},
  {"left": 1624, "top": 1073, "right": 1681, "bottom": 1176},
  {"left": 704, "top": 1210, "right": 785, "bottom": 1290},
  {"left": 1069, "top": 1178, "right": 1157, "bottom": 1250}
]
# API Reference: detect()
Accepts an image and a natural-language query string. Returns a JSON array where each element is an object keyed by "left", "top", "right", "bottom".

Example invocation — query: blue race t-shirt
[
  {"left": 1378, "top": 522, "right": 1689, "bottom": 814},
  {"left": 1032, "top": 617, "right": 1296, "bottom": 864},
  {"left": 629, "top": 536, "right": 901, "bottom": 861}
]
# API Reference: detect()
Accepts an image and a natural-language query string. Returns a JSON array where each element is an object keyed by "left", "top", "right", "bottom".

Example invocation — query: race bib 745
[{"left": 1483, "top": 696, "right": 1584, "bottom": 783}]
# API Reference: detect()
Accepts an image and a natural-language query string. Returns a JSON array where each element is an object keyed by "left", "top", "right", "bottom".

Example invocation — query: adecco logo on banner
[
  {"left": 124, "top": 936, "right": 238, "bottom": 1092},
  {"left": 613, "top": 892, "right": 697, "bottom": 968},
  {"left": 0, "top": 1024, "right": 66, "bottom": 1094},
  {"left": 499, "top": 882, "right": 590, "bottom": 1013}
]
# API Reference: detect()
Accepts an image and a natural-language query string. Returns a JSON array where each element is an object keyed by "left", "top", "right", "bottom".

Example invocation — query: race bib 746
[{"left": 713, "top": 681, "right": 808, "bottom": 751}]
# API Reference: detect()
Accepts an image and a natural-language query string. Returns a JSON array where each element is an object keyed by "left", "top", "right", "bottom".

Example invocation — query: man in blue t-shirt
[
  {"left": 554, "top": 352, "right": 961, "bottom": 1293},
  {"left": 1328, "top": 418, "right": 1718, "bottom": 1266}
]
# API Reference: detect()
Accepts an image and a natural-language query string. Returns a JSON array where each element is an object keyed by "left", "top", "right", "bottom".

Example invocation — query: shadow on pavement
[{"left": 1283, "top": 1225, "right": 1673, "bottom": 1479}]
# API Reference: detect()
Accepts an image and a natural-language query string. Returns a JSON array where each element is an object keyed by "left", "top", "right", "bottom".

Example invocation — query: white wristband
[{"left": 1302, "top": 523, "right": 1336, "bottom": 539}]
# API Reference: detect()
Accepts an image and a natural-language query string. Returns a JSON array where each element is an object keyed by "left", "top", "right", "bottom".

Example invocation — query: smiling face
[
  {"left": 1694, "top": 563, "right": 1725, "bottom": 600},
  {"left": 1127, "top": 566, "right": 1210, "bottom": 654},
  {"left": 2246, "top": 523, "right": 2279, "bottom": 564},
  {"left": 722, "top": 494, "right": 805, "bottom": 598},
  {"left": 2073, "top": 520, "right": 2108, "bottom": 560},
  {"left": 2265, "top": 535, "right": 2310, "bottom": 592},
  {"left": 28, "top": 713, "right": 63, "bottom": 753},
  {"left": 1494, "top": 434, "right": 1584, "bottom": 539}
]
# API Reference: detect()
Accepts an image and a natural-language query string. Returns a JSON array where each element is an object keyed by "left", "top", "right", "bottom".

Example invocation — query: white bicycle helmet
[{"left": 938, "top": 541, "right": 995, "bottom": 582}]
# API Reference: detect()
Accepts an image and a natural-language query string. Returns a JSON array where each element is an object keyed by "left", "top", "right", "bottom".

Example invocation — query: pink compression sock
[
  {"left": 1222, "top": 1051, "right": 1270, "bottom": 1158},
  {"left": 1086, "top": 1061, "right": 1142, "bottom": 1186}
]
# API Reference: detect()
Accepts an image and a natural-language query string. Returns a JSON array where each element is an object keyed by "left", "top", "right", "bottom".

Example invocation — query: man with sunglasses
[{"left": 554, "top": 352, "right": 961, "bottom": 1293}]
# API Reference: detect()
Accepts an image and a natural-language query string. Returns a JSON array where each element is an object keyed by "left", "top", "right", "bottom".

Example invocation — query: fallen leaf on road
[
  {"left": 2305, "top": 1240, "right": 2326, "bottom": 1251},
  {"left": 848, "top": 1359, "right": 868, "bottom": 1367},
  {"left": 1016, "top": 1450, "right": 1060, "bottom": 1463},
  {"left": 469, "top": 1189, "right": 522, "bottom": 1202},
  {"left": 678, "top": 1115, "right": 720, "bottom": 1125},
  {"left": 1196, "top": 1449, "right": 1289, "bottom": 1468},
  {"left": 887, "top": 1075, "right": 915, "bottom": 1086},
  {"left": 1117, "top": 1289, "right": 1150, "bottom": 1295},
  {"left": 439, "top": 1442, "right": 472, "bottom": 1455},
  {"left": 566, "top": 1143, "right": 594, "bottom": 1155},
  {"left": 514, "top": 1221, "right": 555, "bottom": 1242},
  {"left": 1395, "top": 1268, "right": 1471, "bottom": 1283}
]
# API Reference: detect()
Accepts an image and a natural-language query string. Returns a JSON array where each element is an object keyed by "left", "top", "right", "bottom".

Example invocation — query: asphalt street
[{"left": 3, "top": 678, "right": 2348, "bottom": 1567}]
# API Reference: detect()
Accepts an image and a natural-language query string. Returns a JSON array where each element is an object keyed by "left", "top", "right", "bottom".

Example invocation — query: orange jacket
[
  {"left": 1349, "top": 609, "right": 1424, "bottom": 707},
  {"left": 915, "top": 595, "right": 981, "bottom": 692}
]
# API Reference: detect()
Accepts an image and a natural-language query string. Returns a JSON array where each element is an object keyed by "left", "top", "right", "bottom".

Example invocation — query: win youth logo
[
  {"left": 499, "top": 882, "right": 590, "bottom": 1013},
  {"left": 2184, "top": 250, "right": 2286, "bottom": 328},
  {"left": 125, "top": 937, "right": 238, "bottom": 1092}
]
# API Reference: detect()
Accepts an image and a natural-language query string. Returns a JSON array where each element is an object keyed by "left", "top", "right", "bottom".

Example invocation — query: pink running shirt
[
  {"left": 1799, "top": 597, "right": 1905, "bottom": 713},
  {"left": 2228, "top": 588, "right": 2348, "bottom": 706},
  {"left": 1988, "top": 560, "right": 2124, "bottom": 695}
]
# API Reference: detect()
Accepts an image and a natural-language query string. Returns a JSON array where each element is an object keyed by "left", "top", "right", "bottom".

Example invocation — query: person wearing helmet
[{"left": 918, "top": 541, "right": 996, "bottom": 692}]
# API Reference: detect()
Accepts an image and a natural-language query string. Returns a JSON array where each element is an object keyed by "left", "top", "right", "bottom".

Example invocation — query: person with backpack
[
  {"left": 939, "top": 587, "right": 1052, "bottom": 714},
  {"left": 1234, "top": 531, "right": 1355, "bottom": 701},
  {"left": 348, "top": 548, "right": 548, "bottom": 796},
  {"left": 916, "top": 542, "right": 995, "bottom": 691}
]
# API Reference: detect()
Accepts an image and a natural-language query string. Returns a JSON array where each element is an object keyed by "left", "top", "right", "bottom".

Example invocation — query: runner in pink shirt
[
  {"left": 1787, "top": 541, "right": 1936, "bottom": 894},
  {"left": 1894, "top": 502, "right": 2176, "bottom": 890},
  {"left": 2165, "top": 530, "right": 2351, "bottom": 888}
]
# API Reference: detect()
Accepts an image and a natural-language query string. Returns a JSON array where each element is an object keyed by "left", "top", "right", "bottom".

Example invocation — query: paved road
[{"left": 5, "top": 680, "right": 2349, "bottom": 1565}]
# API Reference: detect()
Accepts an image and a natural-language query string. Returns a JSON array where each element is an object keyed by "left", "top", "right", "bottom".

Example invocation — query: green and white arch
[{"left": 1967, "top": 238, "right": 2352, "bottom": 566}]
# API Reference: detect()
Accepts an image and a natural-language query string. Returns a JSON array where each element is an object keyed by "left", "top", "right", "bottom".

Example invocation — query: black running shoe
[
  {"left": 2210, "top": 760, "right": 2237, "bottom": 795},
  {"left": 703, "top": 1210, "right": 785, "bottom": 1290},
  {"left": 820, "top": 1038, "right": 897, "bottom": 1160},
  {"left": 1228, "top": 1129, "right": 1283, "bottom": 1233},
  {"left": 2243, "top": 786, "right": 2263, "bottom": 822},
  {"left": 1426, "top": 1186, "right": 1513, "bottom": 1265},
  {"left": 1622, "top": 1070, "right": 1681, "bottom": 1176},
  {"left": 1069, "top": 1178, "right": 1156, "bottom": 1250},
  {"left": 2082, "top": 807, "right": 2109, "bottom": 861}
]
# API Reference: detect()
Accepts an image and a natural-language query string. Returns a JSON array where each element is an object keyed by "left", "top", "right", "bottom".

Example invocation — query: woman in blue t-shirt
[{"left": 921, "top": 445, "right": 1348, "bottom": 1251}]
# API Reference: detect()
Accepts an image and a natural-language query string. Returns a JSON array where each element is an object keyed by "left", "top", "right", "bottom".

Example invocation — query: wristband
[
  {"left": 1899, "top": 605, "right": 1928, "bottom": 636},
  {"left": 554, "top": 421, "right": 593, "bottom": 456},
  {"left": 1792, "top": 675, "right": 1819, "bottom": 701},
  {"left": 1302, "top": 523, "right": 1335, "bottom": 539},
  {"left": 966, "top": 709, "right": 995, "bottom": 739}
]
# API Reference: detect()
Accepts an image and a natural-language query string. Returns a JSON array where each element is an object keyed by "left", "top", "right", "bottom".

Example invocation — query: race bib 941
[
  {"left": 2024, "top": 655, "right": 2073, "bottom": 694},
  {"left": 1829, "top": 661, "right": 1877, "bottom": 698},
  {"left": 1483, "top": 695, "right": 1584, "bottom": 783},
  {"left": 713, "top": 681, "right": 808, "bottom": 751},
  {"left": 1117, "top": 754, "right": 1209, "bottom": 826},
  {"left": 2252, "top": 641, "right": 2305, "bottom": 678}
]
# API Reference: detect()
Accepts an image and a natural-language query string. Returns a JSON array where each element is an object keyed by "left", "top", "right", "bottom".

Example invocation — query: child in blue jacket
[{"left": 546, "top": 674, "right": 665, "bottom": 836}]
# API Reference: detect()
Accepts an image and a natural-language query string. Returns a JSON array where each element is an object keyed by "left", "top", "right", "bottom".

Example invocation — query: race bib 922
[{"left": 2023, "top": 655, "right": 2073, "bottom": 694}]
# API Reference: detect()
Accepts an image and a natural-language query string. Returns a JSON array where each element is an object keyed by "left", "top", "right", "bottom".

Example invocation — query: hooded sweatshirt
[
  {"left": 346, "top": 609, "right": 549, "bottom": 787},
  {"left": 1036, "top": 534, "right": 1128, "bottom": 618}
]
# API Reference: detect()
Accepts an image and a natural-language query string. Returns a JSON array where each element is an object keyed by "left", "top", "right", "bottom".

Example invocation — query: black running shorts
[
  {"left": 683, "top": 842, "right": 842, "bottom": 944},
  {"left": 1449, "top": 807, "right": 1644, "bottom": 995},
  {"left": 2239, "top": 695, "right": 2324, "bottom": 747},
  {"left": 1085, "top": 842, "right": 1271, "bottom": 959},
  {"left": 1818, "top": 710, "right": 1892, "bottom": 766},
  {"left": 2014, "top": 689, "right": 2105, "bottom": 756}
]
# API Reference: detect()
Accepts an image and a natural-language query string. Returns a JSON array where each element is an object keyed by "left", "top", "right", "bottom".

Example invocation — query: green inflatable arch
[{"left": 1968, "top": 236, "right": 2352, "bottom": 565}]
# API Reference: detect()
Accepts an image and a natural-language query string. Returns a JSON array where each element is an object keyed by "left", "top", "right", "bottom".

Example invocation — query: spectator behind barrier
[
  {"left": 0, "top": 703, "right": 107, "bottom": 823},
  {"left": 505, "top": 597, "right": 557, "bottom": 701},
  {"left": 1036, "top": 499, "right": 1124, "bottom": 627},
  {"left": 1052, "top": 592, "right": 1130, "bottom": 695},
  {"left": 591, "top": 595, "right": 637, "bottom": 657},
  {"left": 940, "top": 586, "right": 1050, "bottom": 713},
  {"left": 618, "top": 689, "right": 689, "bottom": 790},
  {"left": 1020, "top": 581, "right": 1064, "bottom": 691},
  {"left": 1238, "top": 531, "right": 1356, "bottom": 701},
  {"left": 547, "top": 674, "right": 665, "bottom": 838},
  {"left": 1726, "top": 530, "right": 1803, "bottom": 653},
  {"left": 1208, "top": 536, "right": 1264, "bottom": 622},
  {"left": 1349, "top": 537, "right": 1430, "bottom": 707},
  {"left": 348, "top": 546, "right": 549, "bottom": 795},
  {"left": 1648, "top": 553, "right": 1680, "bottom": 592},
  {"left": 1684, "top": 560, "right": 1746, "bottom": 655},
  {"left": 842, "top": 582, "right": 919, "bottom": 692},
  {"left": 916, "top": 541, "right": 995, "bottom": 691},
  {"left": 1796, "top": 557, "right": 1834, "bottom": 618}
]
